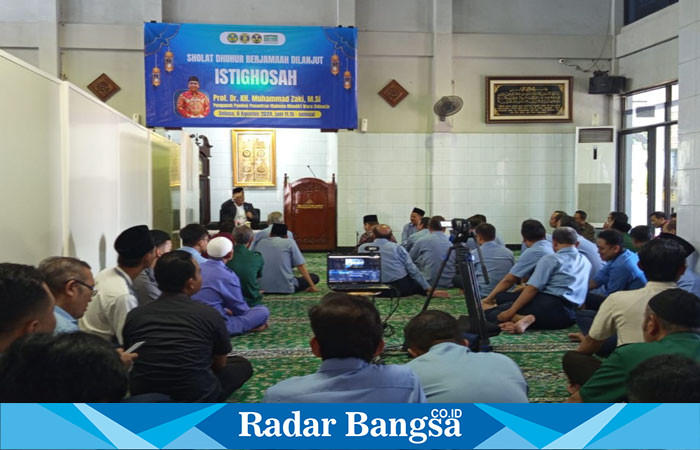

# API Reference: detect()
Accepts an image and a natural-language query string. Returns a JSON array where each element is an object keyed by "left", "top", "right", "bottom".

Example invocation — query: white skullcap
[{"left": 207, "top": 236, "right": 233, "bottom": 258}]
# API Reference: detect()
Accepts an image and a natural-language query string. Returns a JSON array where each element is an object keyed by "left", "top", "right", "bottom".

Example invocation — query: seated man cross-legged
[
  {"left": 80, "top": 225, "right": 155, "bottom": 346},
  {"left": 192, "top": 237, "right": 269, "bottom": 335},
  {"left": 256, "top": 224, "right": 319, "bottom": 294},
  {"left": 250, "top": 211, "right": 295, "bottom": 251},
  {"left": 410, "top": 216, "right": 455, "bottom": 288},
  {"left": 264, "top": 292, "right": 426, "bottom": 402},
  {"left": 227, "top": 225, "right": 265, "bottom": 307},
  {"left": 405, "top": 310, "right": 528, "bottom": 403},
  {"left": 123, "top": 251, "right": 253, "bottom": 402},
  {"left": 356, "top": 214, "right": 397, "bottom": 248},
  {"left": 586, "top": 229, "right": 647, "bottom": 310},
  {"left": 481, "top": 219, "right": 553, "bottom": 305},
  {"left": 466, "top": 223, "right": 514, "bottom": 297},
  {"left": 557, "top": 215, "right": 604, "bottom": 280},
  {"left": 401, "top": 207, "right": 425, "bottom": 244},
  {"left": 485, "top": 227, "right": 591, "bottom": 334},
  {"left": 358, "top": 224, "right": 449, "bottom": 298},
  {"left": 403, "top": 216, "right": 430, "bottom": 251}
]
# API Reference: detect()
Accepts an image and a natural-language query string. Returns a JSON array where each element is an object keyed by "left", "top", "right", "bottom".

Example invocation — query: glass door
[
  {"left": 619, "top": 82, "right": 678, "bottom": 226},
  {"left": 622, "top": 130, "right": 651, "bottom": 226}
]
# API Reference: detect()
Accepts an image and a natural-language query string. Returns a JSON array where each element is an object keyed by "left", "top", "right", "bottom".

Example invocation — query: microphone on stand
[{"left": 306, "top": 165, "right": 317, "bottom": 178}]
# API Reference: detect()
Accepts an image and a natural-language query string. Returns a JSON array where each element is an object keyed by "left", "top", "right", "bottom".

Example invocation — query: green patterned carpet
[{"left": 228, "top": 252, "right": 576, "bottom": 403}]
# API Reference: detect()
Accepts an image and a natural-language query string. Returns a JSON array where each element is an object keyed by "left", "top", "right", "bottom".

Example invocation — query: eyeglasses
[{"left": 70, "top": 279, "right": 98, "bottom": 297}]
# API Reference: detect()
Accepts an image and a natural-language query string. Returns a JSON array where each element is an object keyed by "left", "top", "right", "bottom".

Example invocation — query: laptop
[{"left": 327, "top": 253, "right": 391, "bottom": 291}]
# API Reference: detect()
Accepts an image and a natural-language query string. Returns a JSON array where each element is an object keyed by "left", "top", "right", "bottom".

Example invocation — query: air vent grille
[{"left": 579, "top": 128, "right": 614, "bottom": 144}]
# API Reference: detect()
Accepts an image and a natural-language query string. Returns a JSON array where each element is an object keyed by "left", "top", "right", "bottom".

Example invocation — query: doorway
[{"left": 619, "top": 83, "right": 678, "bottom": 226}]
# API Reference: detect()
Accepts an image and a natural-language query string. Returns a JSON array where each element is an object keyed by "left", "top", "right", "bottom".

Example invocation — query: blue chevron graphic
[
  {"left": 586, "top": 404, "right": 700, "bottom": 449},
  {"left": 138, "top": 403, "right": 226, "bottom": 448},
  {"left": 40, "top": 403, "right": 114, "bottom": 445},
  {"left": 585, "top": 403, "right": 659, "bottom": 444},
  {"left": 89, "top": 404, "right": 215, "bottom": 435},
  {"left": 74, "top": 404, "right": 156, "bottom": 449},
  {"left": 476, "top": 404, "right": 562, "bottom": 448},
  {"left": 163, "top": 426, "right": 226, "bottom": 449},
  {"left": 543, "top": 404, "right": 624, "bottom": 449},
  {"left": 485, "top": 404, "right": 612, "bottom": 434},
  {"left": 475, "top": 427, "right": 538, "bottom": 449},
  {"left": 1, "top": 404, "right": 114, "bottom": 449}
]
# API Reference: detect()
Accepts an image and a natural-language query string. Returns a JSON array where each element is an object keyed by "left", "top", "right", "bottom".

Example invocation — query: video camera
[{"left": 439, "top": 218, "right": 475, "bottom": 244}]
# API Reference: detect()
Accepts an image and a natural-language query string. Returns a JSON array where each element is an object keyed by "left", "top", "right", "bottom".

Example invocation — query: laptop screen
[{"left": 327, "top": 254, "right": 381, "bottom": 284}]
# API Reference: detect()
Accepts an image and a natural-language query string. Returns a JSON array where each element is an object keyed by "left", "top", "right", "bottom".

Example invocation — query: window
[{"left": 619, "top": 83, "right": 678, "bottom": 226}]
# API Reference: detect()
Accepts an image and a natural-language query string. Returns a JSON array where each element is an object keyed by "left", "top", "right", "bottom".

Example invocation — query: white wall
[
  {"left": 337, "top": 133, "right": 430, "bottom": 246},
  {"left": 453, "top": 0, "right": 612, "bottom": 34},
  {"left": 678, "top": 0, "right": 700, "bottom": 271},
  {"left": 184, "top": 128, "right": 338, "bottom": 223},
  {"left": 431, "top": 133, "right": 575, "bottom": 244},
  {"left": 336, "top": 132, "right": 574, "bottom": 247},
  {"left": 616, "top": 3, "right": 679, "bottom": 91},
  {"left": 0, "top": 51, "right": 63, "bottom": 265},
  {"left": 163, "top": 0, "right": 337, "bottom": 26},
  {"left": 0, "top": 49, "right": 184, "bottom": 270}
]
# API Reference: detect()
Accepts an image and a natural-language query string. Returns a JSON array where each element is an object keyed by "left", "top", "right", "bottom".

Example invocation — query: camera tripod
[{"left": 421, "top": 234, "right": 493, "bottom": 352}]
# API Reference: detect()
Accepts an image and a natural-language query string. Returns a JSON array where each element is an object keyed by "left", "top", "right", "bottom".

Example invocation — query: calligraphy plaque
[
  {"left": 485, "top": 76, "right": 573, "bottom": 123},
  {"left": 232, "top": 129, "right": 276, "bottom": 186}
]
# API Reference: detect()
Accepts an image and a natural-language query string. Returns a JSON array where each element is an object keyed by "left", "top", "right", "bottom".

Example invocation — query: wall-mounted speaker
[{"left": 589, "top": 76, "right": 627, "bottom": 94}]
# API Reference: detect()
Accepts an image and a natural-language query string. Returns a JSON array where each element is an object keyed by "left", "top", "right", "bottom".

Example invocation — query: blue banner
[
  {"left": 2, "top": 403, "right": 700, "bottom": 449},
  {"left": 144, "top": 23, "right": 357, "bottom": 129}
]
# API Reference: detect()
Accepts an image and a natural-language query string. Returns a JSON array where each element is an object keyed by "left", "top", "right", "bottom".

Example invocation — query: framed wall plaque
[
  {"left": 378, "top": 79, "right": 409, "bottom": 107},
  {"left": 231, "top": 129, "right": 276, "bottom": 187},
  {"left": 486, "top": 76, "right": 573, "bottom": 123}
]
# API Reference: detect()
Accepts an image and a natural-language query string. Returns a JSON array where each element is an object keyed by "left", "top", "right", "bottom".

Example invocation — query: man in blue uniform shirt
[
  {"left": 264, "top": 293, "right": 426, "bottom": 403},
  {"left": 466, "top": 214, "right": 505, "bottom": 250},
  {"left": 405, "top": 310, "right": 528, "bottom": 403},
  {"left": 558, "top": 216, "right": 604, "bottom": 280},
  {"left": 404, "top": 216, "right": 430, "bottom": 251},
  {"left": 482, "top": 219, "right": 553, "bottom": 305},
  {"left": 255, "top": 224, "right": 319, "bottom": 294},
  {"left": 192, "top": 237, "right": 269, "bottom": 335},
  {"left": 410, "top": 216, "right": 455, "bottom": 288},
  {"left": 359, "top": 225, "right": 449, "bottom": 298},
  {"left": 401, "top": 207, "right": 425, "bottom": 244},
  {"left": 586, "top": 229, "right": 647, "bottom": 309},
  {"left": 485, "top": 227, "right": 591, "bottom": 333},
  {"left": 178, "top": 223, "right": 209, "bottom": 265},
  {"left": 468, "top": 223, "right": 514, "bottom": 297},
  {"left": 250, "top": 211, "right": 295, "bottom": 251}
]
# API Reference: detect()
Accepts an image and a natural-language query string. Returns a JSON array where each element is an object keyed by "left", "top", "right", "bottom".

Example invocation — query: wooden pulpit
[{"left": 284, "top": 174, "right": 337, "bottom": 251}]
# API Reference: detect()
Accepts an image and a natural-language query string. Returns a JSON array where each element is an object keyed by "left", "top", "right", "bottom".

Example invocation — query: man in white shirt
[{"left": 79, "top": 225, "right": 155, "bottom": 345}]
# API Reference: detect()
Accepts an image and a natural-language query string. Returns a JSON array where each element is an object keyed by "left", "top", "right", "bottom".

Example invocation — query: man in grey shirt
[
  {"left": 359, "top": 225, "right": 449, "bottom": 298},
  {"left": 409, "top": 216, "right": 455, "bottom": 288},
  {"left": 405, "top": 310, "right": 528, "bottom": 403},
  {"left": 403, "top": 217, "right": 430, "bottom": 251},
  {"left": 133, "top": 230, "right": 172, "bottom": 306},
  {"left": 256, "top": 224, "right": 319, "bottom": 294},
  {"left": 469, "top": 223, "right": 515, "bottom": 297}
]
